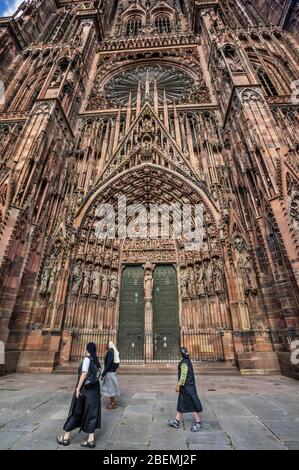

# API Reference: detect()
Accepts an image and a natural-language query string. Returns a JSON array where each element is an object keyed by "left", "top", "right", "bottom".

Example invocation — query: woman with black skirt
[
  {"left": 168, "top": 347, "right": 203, "bottom": 432},
  {"left": 56, "top": 342, "right": 101, "bottom": 448}
]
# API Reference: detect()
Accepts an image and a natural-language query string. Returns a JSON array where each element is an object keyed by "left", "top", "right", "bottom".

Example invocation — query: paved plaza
[{"left": 0, "top": 373, "right": 298, "bottom": 450}]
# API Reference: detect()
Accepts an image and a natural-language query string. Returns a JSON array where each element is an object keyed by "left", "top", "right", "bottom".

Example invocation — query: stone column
[{"left": 144, "top": 261, "right": 154, "bottom": 362}]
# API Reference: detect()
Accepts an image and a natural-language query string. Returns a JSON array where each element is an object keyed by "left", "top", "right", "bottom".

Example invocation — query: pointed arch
[{"left": 74, "top": 163, "right": 220, "bottom": 230}]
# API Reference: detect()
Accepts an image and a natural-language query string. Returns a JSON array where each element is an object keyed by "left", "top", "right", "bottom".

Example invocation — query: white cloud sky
[{"left": 3, "top": 0, "right": 27, "bottom": 16}]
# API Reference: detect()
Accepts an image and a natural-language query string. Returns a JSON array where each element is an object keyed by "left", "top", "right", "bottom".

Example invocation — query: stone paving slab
[
  {"left": 149, "top": 421, "right": 188, "bottom": 450},
  {"left": 189, "top": 444, "right": 233, "bottom": 450},
  {"left": 218, "top": 417, "right": 288, "bottom": 450},
  {"left": 0, "top": 373, "right": 299, "bottom": 450},
  {"left": 124, "top": 404, "right": 155, "bottom": 416},
  {"left": 205, "top": 396, "right": 252, "bottom": 418},
  {"left": 236, "top": 395, "right": 290, "bottom": 420},
  {"left": 0, "top": 431, "right": 27, "bottom": 450},
  {"left": 284, "top": 441, "right": 299, "bottom": 450},
  {"left": 110, "top": 414, "right": 153, "bottom": 446},
  {"left": 261, "top": 420, "right": 299, "bottom": 442}
]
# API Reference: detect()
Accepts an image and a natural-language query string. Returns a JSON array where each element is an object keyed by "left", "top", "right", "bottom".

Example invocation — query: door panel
[
  {"left": 153, "top": 265, "right": 180, "bottom": 361},
  {"left": 118, "top": 266, "right": 145, "bottom": 361}
]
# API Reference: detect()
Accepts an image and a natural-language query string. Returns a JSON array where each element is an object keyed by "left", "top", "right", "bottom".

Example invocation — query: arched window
[
  {"left": 125, "top": 17, "right": 142, "bottom": 36},
  {"left": 256, "top": 68, "right": 278, "bottom": 96},
  {"left": 155, "top": 15, "right": 172, "bottom": 34}
]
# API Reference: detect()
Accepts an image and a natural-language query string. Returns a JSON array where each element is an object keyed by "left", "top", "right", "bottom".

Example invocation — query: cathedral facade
[{"left": 0, "top": 0, "right": 298, "bottom": 378}]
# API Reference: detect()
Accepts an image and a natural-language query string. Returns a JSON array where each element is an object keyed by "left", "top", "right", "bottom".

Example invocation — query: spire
[
  {"left": 113, "top": 107, "right": 121, "bottom": 152},
  {"left": 163, "top": 90, "right": 169, "bottom": 130},
  {"left": 173, "top": 102, "right": 182, "bottom": 149},
  {"left": 145, "top": 70, "right": 150, "bottom": 102},
  {"left": 154, "top": 80, "right": 159, "bottom": 114},
  {"left": 126, "top": 92, "right": 132, "bottom": 133},
  {"left": 136, "top": 81, "right": 141, "bottom": 114}
]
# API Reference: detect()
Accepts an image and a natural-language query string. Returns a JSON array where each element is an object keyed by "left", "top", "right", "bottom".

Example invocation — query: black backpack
[{"left": 84, "top": 357, "right": 100, "bottom": 389}]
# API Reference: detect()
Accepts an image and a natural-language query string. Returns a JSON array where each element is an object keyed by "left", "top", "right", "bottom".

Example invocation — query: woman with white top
[
  {"left": 56, "top": 342, "right": 101, "bottom": 448},
  {"left": 101, "top": 341, "right": 120, "bottom": 409}
]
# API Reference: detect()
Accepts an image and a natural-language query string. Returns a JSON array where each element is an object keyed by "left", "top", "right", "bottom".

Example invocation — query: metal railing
[
  {"left": 181, "top": 330, "right": 225, "bottom": 362},
  {"left": 70, "top": 329, "right": 225, "bottom": 363},
  {"left": 70, "top": 330, "right": 116, "bottom": 363}
]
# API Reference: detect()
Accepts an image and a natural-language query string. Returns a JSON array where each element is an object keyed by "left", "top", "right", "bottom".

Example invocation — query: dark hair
[
  {"left": 87, "top": 342, "right": 101, "bottom": 369},
  {"left": 180, "top": 347, "right": 189, "bottom": 358}
]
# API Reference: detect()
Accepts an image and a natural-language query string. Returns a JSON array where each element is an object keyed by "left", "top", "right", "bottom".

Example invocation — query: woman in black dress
[
  {"left": 168, "top": 347, "right": 203, "bottom": 432},
  {"left": 56, "top": 342, "right": 101, "bottom": 448}
]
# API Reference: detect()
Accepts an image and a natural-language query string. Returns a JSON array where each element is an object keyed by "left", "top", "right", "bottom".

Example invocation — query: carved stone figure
[
  {"left": 82, "top": 263, "right": 93, "bottom": 295},
  {"left": 109, "top": 272, "right": 119, "bottom": 301},
  {"left": 91, "top": 266, "right": 101, "bottom": 297},
  {"left": 71, "top": 261, "right": 83, "bottom": 295},
  {"left": 187, "top": 267, "right": 197, "bottom": 297},
  {"left": 204, "top": 260, "right": 214, "bottom": 293},
  {"left": 213, "top": 259, "right": 225, "bottom": 293},
  {"left": 239, "top": 253, "right": 258, "bottom": 294},
  {"left": 101, "top": 271, "right": 110, "bottom": 299},
  {"left": 180, "top": 270, "right": 189, "bottom": 299},
  {"left": 40, "top": 253, "right": 58, "bottom": 295},
  {"left": 40, "top": 261, "right": 51, "bottom": 295},
  {"left": 47, "top": 255, "right": 58, "bottom": 293},
  {"left": 144, "top": 263, "right": 153, "bottom": 300},
  {"left": 195, "top": 263, "right": 205, "bottom": 296}
]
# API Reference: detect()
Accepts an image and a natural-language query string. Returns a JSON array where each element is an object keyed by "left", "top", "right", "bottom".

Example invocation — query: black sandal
[
  {"left": 56, "top": 434, "right": 70, "bottom": 446},
  {"left": 80, "top": 441, "right": 95, "bottom": 448}
]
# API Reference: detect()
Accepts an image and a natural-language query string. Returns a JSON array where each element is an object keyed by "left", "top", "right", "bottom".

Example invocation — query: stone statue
[
  {"left": 40, "top": 254, "right": 58, "bottom": 295},
  {"left": 187, "top": 267, "right": 197, "bottom": 297},
  {"left": 180, "top": 270, "right": 189, "bottom": 299},
  {"left": 103, "top": 251, "right": 111, "bottom": 267},
  {"left": 47, "top": 255, "right": 58, "bottom": 293},
  {"left": 239, "top": 253, "right": 258, "bottom": 293},
  {"left": 71, "top": 260, "right": 83, "bottom": 295},
  {"left": 82, "top": 263, "right": 92, "bottom": 295},
  {"left": 91, "top": 266, "right": 101, "bottom": 297},
  {"left": 195, "top": 263, "right": 205, "bottom": 296},
  {"left": 109, "top": 272, "right": 119, "bottom": 301},
  {"left": 213, "top": 260, "right": 225, "bottom": 292},
  {"left": 40, "top": 261, "right": 50, "bottom": 294},
  {"left": 204, "top": 260, "right": 214, "bottom": 293},
  {"left": 144, "top": 269, "right": 153, "bottom": 300},
  {"left": 101, "top": 271, "right": 109, "bottom": 299}
]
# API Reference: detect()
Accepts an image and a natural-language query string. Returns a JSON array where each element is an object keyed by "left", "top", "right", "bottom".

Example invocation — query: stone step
[{"left": 53, "top": 362, "right": 240, "bottom": 376}]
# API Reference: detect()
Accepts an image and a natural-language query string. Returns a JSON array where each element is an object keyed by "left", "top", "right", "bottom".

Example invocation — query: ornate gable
[{"left": 97, "top": 101, "right": 195, "bottom": 184}]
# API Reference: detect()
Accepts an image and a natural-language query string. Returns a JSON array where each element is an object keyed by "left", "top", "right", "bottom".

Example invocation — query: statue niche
[
  {"left": 91, "top": 264, "right": 101, "bottom": 298},
  {"left": 233, "top": 235, "right": 258, "bottom": 296},
  {"left": 109, "top": 271, "right": 119, "bottom": 301},
  {"left": 39, "top": 241, "right": 62, "bottom": 296}
]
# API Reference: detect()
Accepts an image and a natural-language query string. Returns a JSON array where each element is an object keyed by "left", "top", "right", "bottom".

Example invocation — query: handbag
[{"left": 84, "top": 357, "right": 101, "bottom": 389}]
